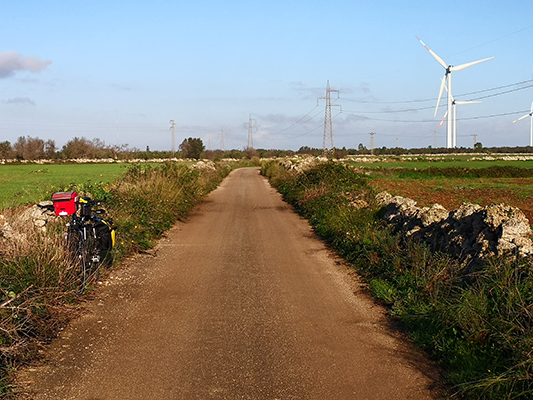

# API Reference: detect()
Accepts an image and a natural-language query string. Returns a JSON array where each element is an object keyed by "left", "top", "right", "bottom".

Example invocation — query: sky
[{"left": 1, "top": 0, "right": 533, "bottom": 152}]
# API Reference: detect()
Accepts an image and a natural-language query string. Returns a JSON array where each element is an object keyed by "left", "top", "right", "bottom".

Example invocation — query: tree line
[
  {"left": 0, "top": 136, "right": 214, "bottom": 161},
  {"left": 0, "top": 135, "right": 296, "bottom": 161},
  {"left": 1, "top": 135, "right": 532, "bottom": 162}
]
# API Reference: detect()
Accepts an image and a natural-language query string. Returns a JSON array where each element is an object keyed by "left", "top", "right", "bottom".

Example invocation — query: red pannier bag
[{"left": 52, "top": 191, "right": 77, "bottom": 216}]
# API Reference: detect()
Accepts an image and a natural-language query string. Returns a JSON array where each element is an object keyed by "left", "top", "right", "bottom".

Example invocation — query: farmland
[
  {"left": 346, "top": 155, "right": 533, "bottom": 223},
  {"left": 369, "top": 176, "right": 533, "bottom": 222},
  {"left": 2, "top": 156, "right": 533, "bottom": 222},
  {"left": 0, "top": 163, "right": 128, "bottom": 209}
]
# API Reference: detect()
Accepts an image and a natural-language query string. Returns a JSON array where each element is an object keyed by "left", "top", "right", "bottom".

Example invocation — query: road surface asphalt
[{"left": 16, "top": 167, "right": 442, "bottom": 399}]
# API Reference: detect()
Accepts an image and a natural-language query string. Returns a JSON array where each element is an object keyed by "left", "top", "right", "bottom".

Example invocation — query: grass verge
[
  {"left": 0, "top": 160, "right": 248, "bottom": 396},
  {"left": 262, "top": 159, "right": 533, "bottom": 400}
]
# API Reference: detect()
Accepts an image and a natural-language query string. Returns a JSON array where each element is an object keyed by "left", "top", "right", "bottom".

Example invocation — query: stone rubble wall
[
  {"left": 0, "top": 202, "right": 56, "bottom": 242},
  {"left": 376, "top": 191, "right": 533, "bottom": 270}
]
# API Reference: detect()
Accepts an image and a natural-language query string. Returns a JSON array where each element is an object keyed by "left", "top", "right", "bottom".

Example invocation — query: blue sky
[{"left": 1, "top": 0, "right": 532, "bottom": 151}]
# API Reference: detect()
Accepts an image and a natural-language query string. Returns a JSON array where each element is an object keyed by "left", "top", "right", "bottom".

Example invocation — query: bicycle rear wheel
[
  {"left": 67, "top": 226, "right": 99, "bottom": 294},
  {"left": 94, "top": 218, "right": 115, "bottom": 268}
]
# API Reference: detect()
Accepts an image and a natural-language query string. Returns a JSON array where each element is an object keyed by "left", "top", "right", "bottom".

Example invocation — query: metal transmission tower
[
  {"left": 169, "top": 119, "right": 176, "bottom": 153},
  {"left": 318, "top": 80, "right": 340, "bottom": 153},
  {"left": 369, "top": 132, "right": 376, "bottom": 155},
  {"left": 247, "top": 114, "right": 256, "bottom": 150}
]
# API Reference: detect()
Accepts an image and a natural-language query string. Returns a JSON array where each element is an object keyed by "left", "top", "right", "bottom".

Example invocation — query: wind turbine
[
  {"left": 438, "top": 90, "right": 481, "bottom": 147},
  {"left": 416, "top": 36, "right": 493, "bottom": 148},
  {"left": 512, "top": 101, "right": 533, "bottom": 147}
]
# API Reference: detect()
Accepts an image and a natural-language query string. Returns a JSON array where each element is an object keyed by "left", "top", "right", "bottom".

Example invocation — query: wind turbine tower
[
  {"left": 169, "top": 119, "right": 176, "bottom": 153},
  {"left": 512, "top": 101, "right": 533, "bottom": 147},
  {"left": 451, "top": 93, "right": 481, "bottom": 148},
  {"left": 416, "top": 36, "right": 493, "bottom": 148}
]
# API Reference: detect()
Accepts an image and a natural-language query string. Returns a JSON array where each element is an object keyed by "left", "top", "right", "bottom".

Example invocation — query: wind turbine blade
[
  {"left": 451, "top": 57, "right": 494, "bottom": 72},
  {"left": 438, "top": 111, "right": 447, "bottom": 128},
  {"left": 512, "top": 114, "right": 530, "bottom": 123},
  {"left": 416, "top": 35, "right": 448, "bottom": 69},
  {"left": 455, "top": 101, "right": 482, "bottom": 105},
  {"left": 435, "top": 75, "right": 446, "bottom": 116}
]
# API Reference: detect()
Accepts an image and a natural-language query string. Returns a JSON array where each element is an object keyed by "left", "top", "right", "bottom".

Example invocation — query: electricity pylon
[
  {"left": 247, "top": 114, "right": 256, "bottom": 150},
  {"left": 318, "top": 80, "right": 340, "bottom": 153}
]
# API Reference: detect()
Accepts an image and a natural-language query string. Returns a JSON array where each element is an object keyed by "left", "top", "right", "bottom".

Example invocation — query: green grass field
[
  {"left": 347, "top": 155, "right": 533, "bottom": 169},
  {"left": 0, "top": 163, "right": 128, "bottom": 209}
]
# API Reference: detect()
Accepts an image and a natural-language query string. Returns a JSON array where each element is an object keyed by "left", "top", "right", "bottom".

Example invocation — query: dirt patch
[{"left": 370, "top": 177, "right": 533, "bottom": 223}]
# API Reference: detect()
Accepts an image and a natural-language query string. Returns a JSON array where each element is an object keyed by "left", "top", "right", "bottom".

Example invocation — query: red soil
[{"left": 370, "top": 178, "right": 533, "bottom": 224}]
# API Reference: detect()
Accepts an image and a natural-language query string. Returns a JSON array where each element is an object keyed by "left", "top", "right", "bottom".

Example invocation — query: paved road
[{"left": 18, "top": 168, "right": 441, "bottom": 399}]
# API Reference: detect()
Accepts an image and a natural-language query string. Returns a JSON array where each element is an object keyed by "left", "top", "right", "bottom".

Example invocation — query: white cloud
[{"left": 0, "top": 51, "right": 52, "bottom": 78}]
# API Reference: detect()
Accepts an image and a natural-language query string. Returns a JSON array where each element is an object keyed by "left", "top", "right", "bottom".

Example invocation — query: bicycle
[{"left": 52, "top": 191, "right": 116, "bottom": 294}]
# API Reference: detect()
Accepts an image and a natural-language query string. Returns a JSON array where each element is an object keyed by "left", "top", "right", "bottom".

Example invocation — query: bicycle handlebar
[{"left": 78, "top": 197, "right": 106, "bottom": 206}]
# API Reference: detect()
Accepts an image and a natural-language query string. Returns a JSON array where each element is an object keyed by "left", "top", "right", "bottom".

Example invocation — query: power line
[
  {"left": 342, "top": 105, "right": 435, "bottom": 114},
  {"left": 468, "top": 83, "right": 533, "bottom": 101},
  {"left": 267, "top": 105, "right": 320, "bottom": 133},
  {"left": 342, "top": 97, "right": 435, "bottom": 105},
  {"left": 458, "top": 110, "right": 530, "bottom": 121},
  {"left": 341, "top": 79, "right": 533, "bottom": 106},
  {"left": 459, "top": 79, "right": 533, "bottom": 97}
]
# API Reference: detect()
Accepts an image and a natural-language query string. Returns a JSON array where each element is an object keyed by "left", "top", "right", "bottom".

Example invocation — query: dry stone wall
[
  {"left": 0, "top": 202, "right": 55, "bottom": 243},
  {"left": 376, "top": 192, "right": 533, "bottom": 271}
]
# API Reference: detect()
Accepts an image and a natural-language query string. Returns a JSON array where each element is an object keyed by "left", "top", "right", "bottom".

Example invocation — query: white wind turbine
[
  {"left": 416, "top": 36, "right": 493, "bottom": 148},
  {"left": 438, "top": 91, "right": 481, "bottom": 147},
  {"left": 512, "top": 101, "right": 533, "bottom": 147}
]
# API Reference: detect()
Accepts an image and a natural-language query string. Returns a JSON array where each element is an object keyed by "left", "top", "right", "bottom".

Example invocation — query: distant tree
[
  {"left": 44, "top": 139, "right": 57, "bottom": 159},
  {"left": 61, "top": 137, "right": 113, "bottom": 159},
  {"left": 0, "top": 141, "right": 13, "bottom": 160},
  {"left": 61, "top": 137, "right": 94, "bottom": 159},
  {"left": 334, "top": 147, "right": 348, "bottom": 158},
  {"left": 243, "top": 147, "right": 258, "bottom": 159},
  {"left": 223, "top": 150, "right": 244, "bottom": 159},
  {"left": 179, "top": 137, "right": 205, "bottom": 159},
  {"left": 204, "top": 149, "right": 224, "bottom": 161},
  {"left": 474, "top": 142, "right": 483, "bottom": 151},
  {"left": 14, "top": 136, "right": 46, "bottom": 160}
]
